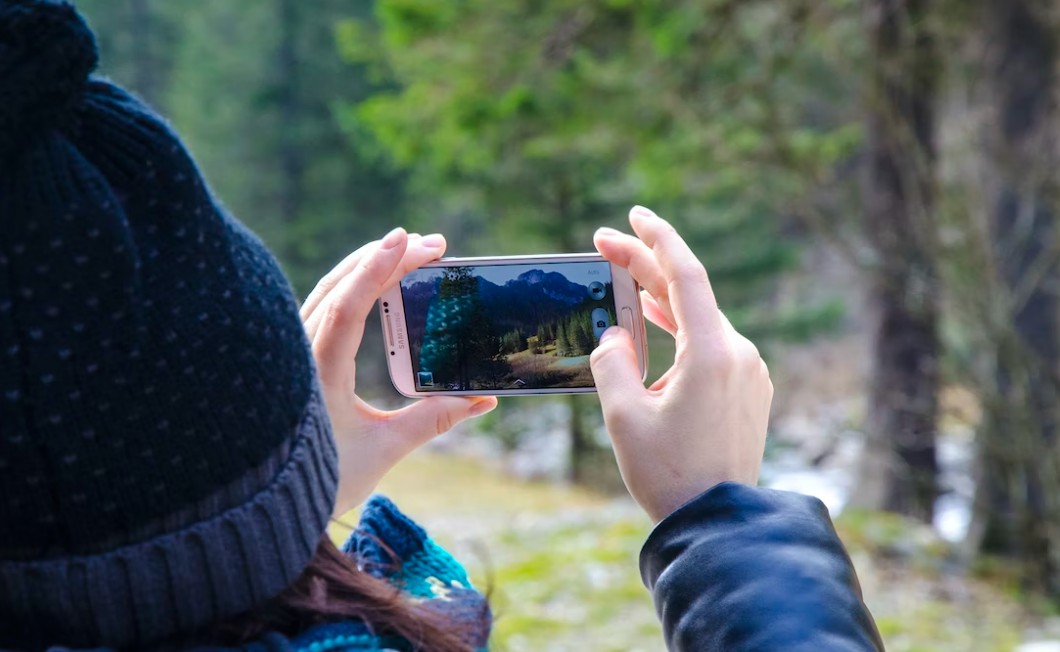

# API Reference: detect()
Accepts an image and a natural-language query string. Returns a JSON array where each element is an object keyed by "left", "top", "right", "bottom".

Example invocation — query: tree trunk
[
  {"left": 568, "top": 394, "right": 593, "bottom": 485},
  {"left": 129, "top": 0, "right": 157, "bottom": 106},
  {"left": 974, "top": 0, "right": 1060, "bottom": 596},
  {"left": 551, "top": 179, "right": 599, "bottom": 485},
  {"left": 851, "top": 0, "right": 940, "bottom": 523},
  {"left": 276, "top": 0, "right": 305, "bottom": 266}
]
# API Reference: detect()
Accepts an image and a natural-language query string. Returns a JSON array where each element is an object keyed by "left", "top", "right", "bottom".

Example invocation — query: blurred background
[{"left": 76, "top": 1, "right": 1059, "bottom": 650}]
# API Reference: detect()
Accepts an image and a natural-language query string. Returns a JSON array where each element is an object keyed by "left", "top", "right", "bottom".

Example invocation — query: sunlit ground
[{"left": 333, "top": 450, "right": 1049, "bottom": 652}]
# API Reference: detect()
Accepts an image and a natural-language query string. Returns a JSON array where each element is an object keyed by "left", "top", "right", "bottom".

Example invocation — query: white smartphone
[{"left": 380, "top": 253, "right": 648, "bottom": 396}]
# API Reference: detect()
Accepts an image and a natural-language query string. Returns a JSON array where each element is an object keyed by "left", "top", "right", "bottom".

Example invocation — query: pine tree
[
  {"left": 847, "top": 0, "right": 940, "bottom": 523},
  {"left": 344, "top": 0, "right": 856, "bottom": 484},
  {"left": 555, "top": 322, "right": 570, "bottom": 357},
  {"left": 419, "top": 267, "right": 487, "bottom": 389},
  {"left": 974, "top": 0, "right": 1060, "bottom": 596},
  {"left": 578, "top": 315, "right": 589, "bottom": 355}
]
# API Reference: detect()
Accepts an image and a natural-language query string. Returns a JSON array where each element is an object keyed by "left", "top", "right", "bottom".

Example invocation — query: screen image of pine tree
[{"left": 419, "top": 267, "right": 500, "bottom": 390}]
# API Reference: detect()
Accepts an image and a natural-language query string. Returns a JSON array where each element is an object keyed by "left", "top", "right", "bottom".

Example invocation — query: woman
[{"left": 0, "top": 1, "right": 883, "bottom": 650}]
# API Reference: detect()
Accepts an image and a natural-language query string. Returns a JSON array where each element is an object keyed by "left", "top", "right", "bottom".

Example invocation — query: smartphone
[{"left": 380, "top": 253, "right": 648, "bottom": 396}]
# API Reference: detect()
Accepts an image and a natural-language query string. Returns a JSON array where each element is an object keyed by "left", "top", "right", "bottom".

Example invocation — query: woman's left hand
[{"left": 300, "top": 227, "right": 498, "bottom": 517}]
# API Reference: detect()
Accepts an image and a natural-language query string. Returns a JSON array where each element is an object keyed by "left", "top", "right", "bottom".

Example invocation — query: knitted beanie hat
[{"left": 0, "top": 1, "right": 338, "bottom": 648}]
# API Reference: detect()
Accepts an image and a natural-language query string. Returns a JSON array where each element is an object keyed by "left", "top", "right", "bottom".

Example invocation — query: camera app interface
[{"left": 399, "top": 261, "right": 616, "bottom": 391}]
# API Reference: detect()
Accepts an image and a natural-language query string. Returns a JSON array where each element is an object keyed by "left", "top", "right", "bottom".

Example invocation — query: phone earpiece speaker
[{"left": 384, "top": 314, "right": 395, "bottom": 347}]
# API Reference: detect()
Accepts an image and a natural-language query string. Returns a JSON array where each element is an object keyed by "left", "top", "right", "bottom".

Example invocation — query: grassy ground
[
  {"left": 332, "top": 451, "right": 1048, "bottom": 652},
  {"left": 505, "top": 346, "right": 594, "bottom": 388}
]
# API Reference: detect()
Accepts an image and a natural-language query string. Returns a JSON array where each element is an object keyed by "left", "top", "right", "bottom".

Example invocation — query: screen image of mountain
[{"left": 399, "top": 262, "right": 617, "bottom": 391}]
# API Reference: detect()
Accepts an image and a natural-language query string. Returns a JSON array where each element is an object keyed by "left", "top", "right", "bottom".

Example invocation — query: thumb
[
  {"left": 386, "top": 396, "right": 498, "bottom": 454},
  {"left": 590, "top": 327, "right": 646, "bottom": 407}
]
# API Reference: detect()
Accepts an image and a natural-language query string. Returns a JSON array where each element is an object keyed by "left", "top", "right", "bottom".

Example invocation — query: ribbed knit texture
[
  {"left": 0, "top": 1, "right": 339, "bottom": 648},
  {"left": 0, "top": 387, "right": 338, "bottom": 649}
]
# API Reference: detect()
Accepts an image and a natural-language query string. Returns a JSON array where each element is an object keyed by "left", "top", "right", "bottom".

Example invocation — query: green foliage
[
  {"left": 80, "top": 0, "right": 410, "bottom": 296},
  {"left": 339, "top": 0, "right": 858, "bottom": 342},
  {"left": 79, "top": 0, "right": 859, "bottom": 405},
  {"left": 555, "top": 322, "right": 570, "bottom": 357},
  {"left": 500, "top": 329, "right": 528, "bottom": 354},
  {"left": 566, "top": 313, "right": 595, "bottom": 357}
]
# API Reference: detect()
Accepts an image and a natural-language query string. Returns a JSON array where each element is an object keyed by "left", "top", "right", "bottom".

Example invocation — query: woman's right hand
[{"left": 590, "top": 206, "right": 773, "bottom": 523}]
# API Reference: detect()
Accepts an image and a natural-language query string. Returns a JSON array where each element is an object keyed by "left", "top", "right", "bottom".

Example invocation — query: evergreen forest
[{"left": 76, "top": 1, "right": 1060, "bottom": 648}]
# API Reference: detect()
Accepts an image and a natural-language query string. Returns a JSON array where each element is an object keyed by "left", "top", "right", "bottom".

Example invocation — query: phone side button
[{"left": 621, "top": 307, "right": 635, "bottom": 339}]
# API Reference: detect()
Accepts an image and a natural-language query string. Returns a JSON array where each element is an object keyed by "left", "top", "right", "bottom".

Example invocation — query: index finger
[
  {"left": 309, "top": 228, "right": 410, "bottom": 385},
  {"left": 300, "top": 233, "right": 442, "bottom": 321},
  {"left": 627, "top": 206, "right": 723, "bottom": 340},
  {"left": 300, "top": 240, "right": 376, "bottom": 321},
  {"left": 301, "top": 236, "right": 447, "bottom": 339}
]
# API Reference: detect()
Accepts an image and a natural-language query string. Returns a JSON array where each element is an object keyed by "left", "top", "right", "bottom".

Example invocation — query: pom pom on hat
[{"left": 0, "top": 0, "right": 98, "bottom": 167}]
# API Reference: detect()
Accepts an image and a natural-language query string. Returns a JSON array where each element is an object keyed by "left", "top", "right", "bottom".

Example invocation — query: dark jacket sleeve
[{"left": 640, "top": 482, "right": 885, "bottom": 652}]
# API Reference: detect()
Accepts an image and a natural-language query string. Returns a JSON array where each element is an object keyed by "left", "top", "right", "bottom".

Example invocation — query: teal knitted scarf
[{"left": 285, "top": 495, "right": 492, "bottom": 652}]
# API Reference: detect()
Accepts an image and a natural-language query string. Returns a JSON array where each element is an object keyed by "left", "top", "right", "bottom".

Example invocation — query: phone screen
[{"left": 398, "top": 260, "right": 616, "bottom": 391}]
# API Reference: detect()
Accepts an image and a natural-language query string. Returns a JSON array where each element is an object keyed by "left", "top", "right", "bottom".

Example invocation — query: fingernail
[
  {"left": 468, "top": 399, "right": 495, "bottom": 417},
  {"left": 380, "top": 227, "right": 404, "bottom": 250},
  {"left": 631, "top": 205, "right": 657, "bottom": 218},
  {"left": 596, "top": 226, "right": 622, "bottom": 237},
  {"left": 421, "top": 233, "right": 445, "bottom": 248}
]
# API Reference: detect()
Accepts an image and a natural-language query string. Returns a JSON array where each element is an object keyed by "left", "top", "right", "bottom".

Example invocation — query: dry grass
[{"left": 333, "top": 451, "right": 1042, "bottom": 652}]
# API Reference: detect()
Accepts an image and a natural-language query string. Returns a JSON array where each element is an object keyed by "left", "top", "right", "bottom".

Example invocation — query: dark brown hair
[{"left": 168, "top": 535, "right": 479, "bottom": 652}]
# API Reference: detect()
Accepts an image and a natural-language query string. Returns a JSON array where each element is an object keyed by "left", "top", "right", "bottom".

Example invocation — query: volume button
[{"left": 621, "top": 307, "right": 635, "bottom": 339}]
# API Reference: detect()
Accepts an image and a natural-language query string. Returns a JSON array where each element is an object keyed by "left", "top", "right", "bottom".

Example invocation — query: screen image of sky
[{"left": 400, "top": 261, "right": 610, "bottom": 289}]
